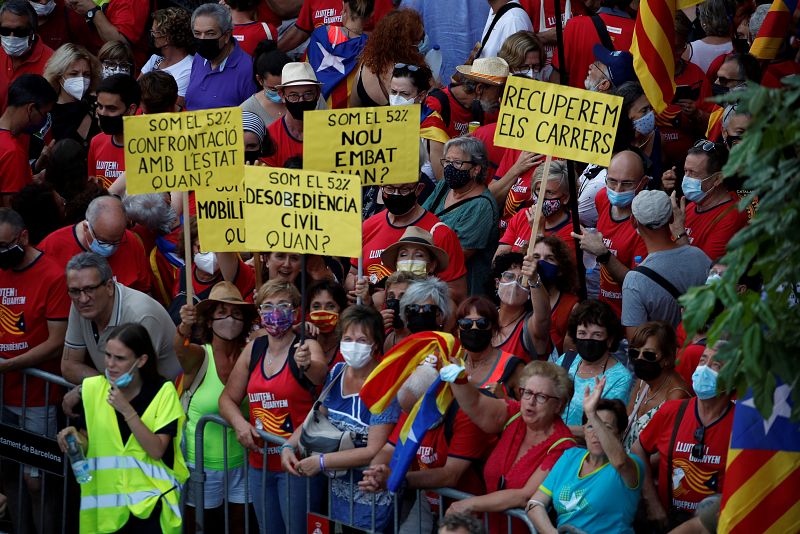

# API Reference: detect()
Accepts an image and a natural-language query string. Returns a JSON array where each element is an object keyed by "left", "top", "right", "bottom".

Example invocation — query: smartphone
[{"left": 673, "top": 85, "right": 700, "bottom": 103}]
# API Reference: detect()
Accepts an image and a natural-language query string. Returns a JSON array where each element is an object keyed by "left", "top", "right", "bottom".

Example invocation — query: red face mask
[{"left": 307, "top": 310, "right": 339, "bottom": 334}]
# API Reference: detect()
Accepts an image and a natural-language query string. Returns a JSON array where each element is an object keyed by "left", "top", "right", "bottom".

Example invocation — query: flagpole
[{"left": 553, "top": 0, "right": 587, "bottom": 299}]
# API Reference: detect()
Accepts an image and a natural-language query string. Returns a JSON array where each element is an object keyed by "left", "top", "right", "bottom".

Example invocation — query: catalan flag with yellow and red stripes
[
  {"left": 749, "top": 0, "right": 799, "bottom": 60},
  {"left": 718, "top": 385, "right": 800, "bottom": 534},
  {"left": 630, "top": 0, "right": 706, "bottom": 114}
]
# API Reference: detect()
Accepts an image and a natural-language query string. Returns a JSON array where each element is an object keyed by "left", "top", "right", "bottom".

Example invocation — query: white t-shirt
[
  {"left": 578, "top": 164, "right": 607, "bottom": 227},
  {"left": 479, "top": 1, "right": 533, "bottom": 59},
  {"left": 141, "top": 54, "right": 195, "bottom": 97},
  {"left": 688, "top": 39, "right": 732, "bottom": 74}
]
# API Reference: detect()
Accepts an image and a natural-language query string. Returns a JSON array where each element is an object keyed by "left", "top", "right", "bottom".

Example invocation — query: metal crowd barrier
[
  {"left": 0, "top": 360, "right": 76, "bottom": 534},
  {"left": 193, "top": 414, "right": 537, "bottom": 534}
]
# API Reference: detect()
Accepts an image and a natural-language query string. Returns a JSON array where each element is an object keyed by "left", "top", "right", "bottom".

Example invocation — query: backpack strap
[
  {"left": 249, "top": 335, "right": 268, "bottom": 375},
  {"left": 180, "top": 344, "right": 210, "bottom": 413},
  {"left": 591, "top": 14, "right": 615, "bottom": 51},
  {"left": 547, "top": 436, "right": 577, "bottom": 454},
  {"left": 633, "top": 265, "right": 681, "bottom": 300},
  {"left": 560, "top": 350, "right": 579, "bottom": 371},
  {"left": 479, "top": 2, "right": 525, "bottom": 56},
  {"left": 666, "top": 399, "right": 691, "bottom": 512}
]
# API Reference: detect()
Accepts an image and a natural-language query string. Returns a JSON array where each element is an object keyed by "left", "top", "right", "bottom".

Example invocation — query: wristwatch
[
  {"left": 596, "top": 250, "right": 612, "bottom": 264},
  {"left": 86, "top": 6, "right": 100, "bottom": 24}
]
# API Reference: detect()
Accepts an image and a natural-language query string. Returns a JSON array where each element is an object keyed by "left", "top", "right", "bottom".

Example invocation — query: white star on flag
[
  {"left": 742, "top": 383, "right": 792, "bottom": 435},
  {"left": 315, "top": 43, "right": 345, "bottom": 74}
]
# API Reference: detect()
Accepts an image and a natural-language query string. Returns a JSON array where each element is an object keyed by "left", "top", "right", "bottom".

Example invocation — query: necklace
[
  {"left": 643, "top": 375, "right": 669, "bottom": 405},
  {"left": 636, "top": 130, "right": 655, "bottom": 149},
  {"left": 577, "top": 356, "right": 609, "bottom": 377}
]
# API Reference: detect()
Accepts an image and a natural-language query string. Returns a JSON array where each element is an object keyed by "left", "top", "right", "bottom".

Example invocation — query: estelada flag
[
  {"left": 749, "top": 0, "right": 800, "bottom": 60},
  {"left": 307, "top": 25, "right": 367, "bottom": 110},
  {"left": 718, "top": 385, "right": 800, "bottom": 533}
]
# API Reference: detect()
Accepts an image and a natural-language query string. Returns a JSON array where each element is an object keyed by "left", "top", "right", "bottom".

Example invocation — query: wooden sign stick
[{"left": 522, "top": 154, "right": 553, "bottom": 286}]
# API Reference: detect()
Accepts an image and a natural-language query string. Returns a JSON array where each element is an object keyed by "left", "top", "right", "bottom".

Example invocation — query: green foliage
[{"left": 679, "top": 77, "right": 800, "bottom": 420}]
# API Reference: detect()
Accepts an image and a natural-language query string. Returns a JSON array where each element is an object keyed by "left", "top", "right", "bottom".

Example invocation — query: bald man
[
  {"left": 571, "top": 150, "right": 648, "bottom": 318},
  {"left": 39, "top": 195, "right": 152, "bottom": 293}
]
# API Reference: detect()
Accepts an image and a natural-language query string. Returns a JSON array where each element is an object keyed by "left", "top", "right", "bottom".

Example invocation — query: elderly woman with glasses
[
  {"left": 423, "top": 136, "right": 500, "bottom": 296},
  {"left": 441, "top": 361, "right": 575, "bottom": 534}
]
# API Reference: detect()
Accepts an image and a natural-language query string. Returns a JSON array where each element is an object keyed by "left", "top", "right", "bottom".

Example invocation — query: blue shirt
[
  {"left": 541, "top": 447, "right": 644, "bottom": 534},
  {"left": 557, "top": 354, "right": 633, "bottom": 426},
  {"left": 184, "top": 41, "right": 257, "bottom": 111}
]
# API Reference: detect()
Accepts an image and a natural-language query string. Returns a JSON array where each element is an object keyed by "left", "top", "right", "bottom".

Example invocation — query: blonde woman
[{"left": 498, "top": 31, "right": 552, "bottom": 82}]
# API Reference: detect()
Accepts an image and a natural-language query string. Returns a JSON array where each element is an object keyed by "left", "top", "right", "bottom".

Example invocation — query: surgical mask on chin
[
  {"left": 1, "top": 35, "right": 30, "bottom": 57},
  {"left": 396, "top": 259, "right": 428, "bottom": 276},
  {"left": 264, "top": 88, "right": 282, "bottom": 103},
  {"left": 340, "top": 341, "right": 374, "bottom": 369},
  {"left": 194, "top": 251, "right": 218, "bottom": 274},
  {"left": 62, "top": 76, "right": 90, "bottom": 101},
  {"left": 606, "top": 187, "right": 636, "bottom": 208},
  {"left": 498, "top": 281, "right": 529, "bottom": 306},
  {"left": 705, "top": 272, "right": 722, "bottom": 285},
  {"left": 389, "top": 94, "right": 415, "bottom": 106},
  {"left": 633, "top": 110, "right": 655, "bottom": 136},
  {"left": 692, "top": 365, "right": 719, "bottom": 400},
  {"left": 584, "top": 77, "right": 601, "bottom": 92},
  {"left": 681, "top": 175, "right": 707, "bottom": 203},
  {"left": 105, "top": 358, "right": 140, "bottom": 389},
  {"left": 30, "top": 0, "right": 56, "bottom": 17}
]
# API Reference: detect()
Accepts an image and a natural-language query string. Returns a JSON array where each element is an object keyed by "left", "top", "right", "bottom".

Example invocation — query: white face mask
[
  {"left": 340, "top": 341, "right": 374, "bottom": 369},
  {"left": 389, "top": 94, "right": 415, "bottom": 106},
  {"left": 30, "top": 0, "right": 56, "bottom": 17},
  {"left": 61, "top": 76, "right": 90, "bottom": 100},
  {"left": 1, "top": 35, "right": 31, "bottom": 58},
  {"left": 194, "top": 251, "right": 218, "bottom": 274},
  {"left": 498, "top": 281, "right": 529, "bottom": 306},
  {"left": 396, "top": 259, "right": 428, "bottom": 276}
]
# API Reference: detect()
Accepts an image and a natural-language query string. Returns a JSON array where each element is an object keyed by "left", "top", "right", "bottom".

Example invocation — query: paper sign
[
  {"left": 195, "top": 184, "right": 247, "bottom": 252},
  {"left": 123, "top": 107, "right": 245, "bottom": 194},
  {"left": 303, "top": 106, "right": 420, "bottom": 186},
  {"left": 494, "top": 77, "right": 623, "bottom": 167},
  {"left": 243, "top": 166, "right": 362, "bottom": 257}
]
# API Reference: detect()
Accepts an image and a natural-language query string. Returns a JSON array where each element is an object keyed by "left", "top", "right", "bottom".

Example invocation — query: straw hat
[
  {"left": 195, "top": 281, "right": 258, "bottom": 325},
  {"left": 455, "top": 57, "right": 510, "bottom": 86},
  {"left": 380, "top": 226, "right": 449, "bottom": 273},
  {"left": 276, "top": 62, "right": 322, "bottom": 88}
]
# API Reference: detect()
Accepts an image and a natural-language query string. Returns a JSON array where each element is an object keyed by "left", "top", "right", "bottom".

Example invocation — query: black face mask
[
  {"left": 711, "top": 83, "right": 730, "bottom": 97},
  {"left": 460, "top": 328, "right": 493, "bottom": 352},
  {"left": 285, "top": 100, "right": 317, "bottom": 121},
  {"left": 98, "top": 113, "right": 124, "bottom": 136},
  {"left": 245, "top": 150, "right": 262, "bottom": 164},
  {"left": 406, "top": 310, "right": 439, "bottom": 333},
  {"left": 382, "top": 190, "right": 417, "bottom": 216},
  {"left": 575, "top": 338, "right": 608, "bottom": 363},
  {"left": 443, "top": 164, "right": 473, "bottom": 190},
  {"left": 385, "top": 298, "right": 404, "bottom": 329},
  {"left": 194, "top": 37, "right": 223, "bottom": 60},
  {"left": 0, "top": 245, "right": 25, "bottom": 270},
  {"left": 633, "top": 358, "right": 663, "bottom": 381}
]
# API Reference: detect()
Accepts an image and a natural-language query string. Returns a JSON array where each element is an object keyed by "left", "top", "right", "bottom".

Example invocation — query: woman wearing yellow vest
[
  {"left": 175, "top": 281, "right": 258, "bottom": 534},
  {"left": 57, "top": 323, "right": 188, "bottom": 533}
]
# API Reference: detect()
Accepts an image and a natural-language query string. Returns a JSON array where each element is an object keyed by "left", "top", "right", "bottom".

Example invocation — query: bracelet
[
  {"left": 124, "top": 411, "right": 138, "bottom": 422},
  {"left": 673, "top": 231, "right": 687, "bottom": 242},
  {"left": 279, "top": 443, "right": 294, "bottom": 453},
  {"left": 526, "top": 498, "right": 546, "bottom": 513},
  {"left": 319, "top": 453, "right": 326, "bottom": 473}
]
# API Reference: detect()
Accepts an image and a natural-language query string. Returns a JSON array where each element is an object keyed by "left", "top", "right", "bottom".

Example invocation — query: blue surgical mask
[
  {"left": 417, "top": 33, "right": 431, "bottom": 55},
  {"left": 682, "top": 175, "right": 707, "bottom": 203},
  {"left": 105, "top": 358, "right": 140, "bottom": 389},
  {"left": 89, "top": 238, "right": 118, "bottom": 258},
  {"left": 264, "top": 88, "right": 282, "bottom": 104},
  {"left": 706, "top": 272, "right": 722, "bottom": 285},
  {"left": 692, "top": 364, "right": 719, "bottom": 400},
  {"left": 633, "top": 110, "right": 655, "bottom": 135},
  {"left": 606, "top": 187, "right": 636, "bottom": 208}
]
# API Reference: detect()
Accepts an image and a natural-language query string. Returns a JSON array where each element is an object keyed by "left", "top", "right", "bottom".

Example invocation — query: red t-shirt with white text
[
  {"left": 234, "top": 22, "right": 278, "bottom": 56},
  {"left": 88, "top": 133, "right": 125, "bottom": 189}
]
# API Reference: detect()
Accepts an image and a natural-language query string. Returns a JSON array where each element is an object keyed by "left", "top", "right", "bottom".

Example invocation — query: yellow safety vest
[{"left": 80, "top": 376, "right": 189, "bottom": 533}]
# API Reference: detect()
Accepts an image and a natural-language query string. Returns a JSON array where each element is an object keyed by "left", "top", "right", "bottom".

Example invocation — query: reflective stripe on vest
[
  {"left": 85, "top": 456, "right": 183, "bottom": 489},
  {"left": 80, "top": 489, "right": 182, "bottom": 520}
]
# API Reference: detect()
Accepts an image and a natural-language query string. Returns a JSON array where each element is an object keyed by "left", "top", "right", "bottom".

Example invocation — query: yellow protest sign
[
  {"left": 494, "top": 77, "right": 623, "bottom": 167},
  {"left": 195, "top": 184, "right": 247, "bottom": 252},
  {"left": 123, "top": 107, "right": 244, "bottom": 194},
  {"left": 303, "top": 106, "right": 420, "bottom": 186},
  {"left": 243, "top": 166, "right": 362, "bottom": 257}
]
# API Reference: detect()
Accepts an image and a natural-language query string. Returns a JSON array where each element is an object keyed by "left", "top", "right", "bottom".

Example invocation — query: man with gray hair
[
  {"left": 185, "top": 2, "right": 257, "bottom": 110},
  {"left": 39, "top": 195, "right": 151, "bottom": 293},
  {"left": 61, "top": 252, "right": 180, "bottom": 412}
]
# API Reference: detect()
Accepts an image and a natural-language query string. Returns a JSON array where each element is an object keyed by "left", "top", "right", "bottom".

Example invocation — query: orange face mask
[{"left": 307, "top": 310, "right": 339, "bottom": 334}]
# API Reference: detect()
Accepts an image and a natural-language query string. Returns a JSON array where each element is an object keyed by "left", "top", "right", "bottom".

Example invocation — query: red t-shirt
[
  {"left": 38, "top": 224, "right": 152, "bottom": 294},
  {"left": 255, "top": 3, "right": 283, "bottom": 28},
  {"left": 519, "top": 0, "right": 587, "bottom": 65},
  {"left": 264, "top": 117, "right": 303, "bottom": 168},
  {"left": 552, "top": 13, "right": 635, "bottom": 88},
  {"left": 234, "top": 21, "right": 278, "bottom": 56},
  {"left": 684, "top": 194, "right": 747, "bottom": 261},
  {"left": 354, "top": 210, "right": 467, "bottom": 284},
  {"left": 595, "top": 188, "right": 646, "bottom": 317},
  {"left": 87, "top": 133, "right": 125, "bottom": 189},
  {"left": 0, "top": 130, "right": 32, "bottom": 195},
  {"left": 493, "top": 148, "right": 541, "bottom": 230},
  {"left": 495, "top": 317, "right": 531, "bottom": 362},
  {"left": 639, "top": 397, "right": 735, "bottom": 513},
  {"left": 364, "top": 0, "right": 395, "bottom": 32},
  {"left": 296, "top": 0, "right": 342, "bottom": 33},
  {"left": 0, "top": 252, "right": 70, "bottom": 406},
  {"left": 66, "top": 0, "right": 149, "bottom": 66},
  {"left": 37, "top": 2, "right": 70, "bottom": 52},
  {"left": 424, "top": 86, "right": 475, "bottom": 138},
  {"left": 500, "top": 207, "right": 576, "bottom": 257},
  {"left": 473, "top": 122, "right": 503, "bottom": 172},
  {"left": 0, "top": 39, "right": 54, "bottom": 112}
]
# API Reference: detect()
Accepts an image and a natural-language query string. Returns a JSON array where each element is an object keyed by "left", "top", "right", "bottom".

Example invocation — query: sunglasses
[
  {"left": 457, "top": 317, "right": 492, "bottom": 331},
  {"left": 395, "top": 63, "right": 421, "bottom": 71},
  {"left": 628, "top": 348, "right": 659, "bottom": 362},
  {"left": 0, "top": 27, "right": 32, "bottom": 37},
  {"left": 405, "top": 303, "right": 440, "bottom": 315},
  {"left": 693, "top": 140, "right": 720, "bottom": 152},
  {"left": 691, "top": 426, "right": 705, "bottom": 461}
]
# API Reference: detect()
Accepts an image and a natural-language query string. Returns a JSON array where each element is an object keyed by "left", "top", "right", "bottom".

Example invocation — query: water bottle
[
  {"left": 66, "top": 434, "right": 92, "bottom": 484},
  {"left": 425, "top": 45, "right": 443, "bottom": 84},
  {"left": 634, "top": 255, "right": 642, "bottom": 267}
]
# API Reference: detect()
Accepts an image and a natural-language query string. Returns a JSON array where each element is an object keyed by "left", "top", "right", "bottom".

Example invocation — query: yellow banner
[
  {"left": 303, "top": 106, "right": 420, "bottom": 186},
  {"left": 494, "top": 78, "right": 623, "bottom": 167},
  {"left": 243, "top": 166, "right": 362, "bottom": 257},
  {"left": 195, "top": 184, "right": 247, "bottom": 252},
  {"left": 123, "top": 107, "right": 245, "bottom": 194}
]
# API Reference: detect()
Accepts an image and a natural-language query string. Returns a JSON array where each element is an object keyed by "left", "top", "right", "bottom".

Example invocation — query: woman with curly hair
[
  {"left": 349, "top": 8, "right": 427, "bottom": 107},
  {"left": 140, "top": 7, "right": 194, "bottom": 105}
]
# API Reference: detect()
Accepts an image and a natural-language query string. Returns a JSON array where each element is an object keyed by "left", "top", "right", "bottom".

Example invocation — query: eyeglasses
[
  {"left": 87, "top": 224, "right": 124, "bottom": 247},
  {"left": 605, "top": 176, "right": 642, "bottom": 190},
  {"left": 405, "top": 303, "right": 440, "bottom": 315},
  {"left": 518, "top": 388, "right": 559, "bottom": 404},
  {"left": 499, "top": 271, "right": 524, "bottom": 284},
  {"left": 628, "top": 348, "right": 660, "bottom": 362},
  {"left": 382, "top": 185, "right": 417, "bottom": 196},
  {"left": 259, "top": 303, "right": 294, "bottom": 313},
  {"left": 691, "top": 426, "right": 705, "bottom": 460},
  {"left": 67, "top": 281, "right": 107, "bottom": 298},
  {"left": 283, "top": 91, "right": 317, "bottom": 103},
  {"left": 591, "top": 62, "right": 611, "bottom": 81},
  {"left": 693, "top": 140, "right": 720, "bottom": 152},
  {"left": 0, "top": 27, "right": 32, "bottom": 37},
  {"left": 457, "top": 317, "right": 492, "bottom": 331},
  {"left": 150, "top": 30, "right": 166, "bottom": 38},
  {"left": 394, "top": 63, "right": 421, "bottom": 71},
  {"left": 0, "top": 235, "right": 22, "bottom": 253},
  {"left": 440, "top": 159, "right": 475, "bottom": 170}
]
